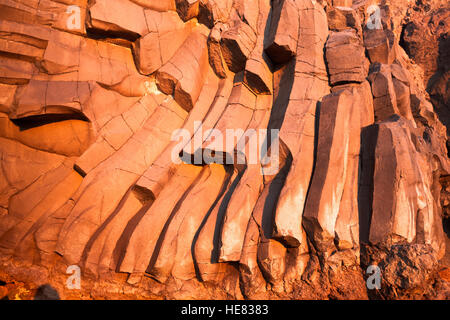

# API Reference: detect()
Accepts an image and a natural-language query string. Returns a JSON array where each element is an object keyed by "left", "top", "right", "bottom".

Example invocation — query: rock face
[{"left": 0, "top": 0, "right": 449, "bottom": 300}]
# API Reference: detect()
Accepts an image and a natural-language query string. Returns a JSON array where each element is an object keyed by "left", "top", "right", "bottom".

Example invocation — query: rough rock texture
[{"left": 0, "top": 0, "right": 449, "bottom": 300}]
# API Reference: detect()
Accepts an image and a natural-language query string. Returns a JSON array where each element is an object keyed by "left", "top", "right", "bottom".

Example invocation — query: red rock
[
  {"left": 334, "top": 82, "right": 374, "bottom": 250},
  {"left": 363, "top": 28, "right": 395, "bottom": 64},
  {"left": 219, "top": 111, "right": 271, "bottom": 262},
  {"left": 203, "top": 77, "right": 257, "bottom": 156},
  {"left": 118, "top": 164, "right": 203, "bottom": 274},
  {"left": 0, "top": 23, "right": 47, "bottom": 59},
  {"left": 83, "top": 188, "right": 146, "bottom": 276},
  {"left": 0, "top": 0, "right": 448, "bottom": 301},
  {"left": 151, "top": 164, "right": 226, "bottom": 282},
  {"left": 88, "top": 0, "right": 148, "bottom": 37},
  {"left": 0, "top": 84, "right": 17, "bottom": 113},
  {"left": 439, "top": 267, "right": 450, "bottom": 282},
  {"left": 244, "top": 58, "right": 272, "bottom": 95},
  {"left": 133, "top": 11, "right": 194, "bottom": 75},
  {"left": 264, "top": 0, "right": 298, "bottom": 65},
  {"left": 332, "top": 0, "right": 352, "bottom": 7},
  {"left": 56, "top": 98, "right": 187, "bottom": 265},
  {"left": 156, "top": 29, "right": 209, "bottom": 112},
  {"left": 0, "top": 162, "right": 81, "bottom": 259},
  {"left": 257, "top": 239, "right": 286, "bottom": 290},
  {"left": 198, "top": 0, "right": 233, "bottom": 27},
  {"left": 135, "top": 65, "right": 220, "bottom": 198},
  {"left": 238, "top": 184, "right": 271, "bottom": 299},
  {"left": 0, "top": 55, "right": 34, "bottom": 83},
  {"left": 0, "top": 286, "right": 7, "bottom": 298},
  {"left": 325, "top": 29, "right": 368, "bottom": 85},
  {"left": 0, "top": 137, "right": 67, "bottom": 219},
  {"left": 0, "top": 114, "right": 92, "bottom": 157},
  {"left": 192, "top": 168, "right": 239, "bottom": 282},
  {"left": 368, "top": 117, "right": 443, "bottom": 253},
  {"left": 400, "top": 7, "right": 449, "bottom": 85},
  {"left": 0, "top": 0, "right": 88, "bottom": 36},
  {"left": 326, "top": 6, "right": 361, "bottom": 32},
  {"left": 243, "top": 0, "right": 272, "bottom": 94}
]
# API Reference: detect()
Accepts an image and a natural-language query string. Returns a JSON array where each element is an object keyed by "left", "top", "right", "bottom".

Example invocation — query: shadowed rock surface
[{"left": 0, "top": 0, "right": 449, "bottom": 300}]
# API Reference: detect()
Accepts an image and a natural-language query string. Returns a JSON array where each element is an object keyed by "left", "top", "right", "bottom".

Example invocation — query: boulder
[
  {"left": 156, "top": 30, "right": 209, "bottom": 112},
  {"left": 367, "top": 63, "right": 400, "bottom": 122},
  {"left": 0, "top": 0, "right": 448, "bottom": 301},
  {"left": 220, "top": 15, "right": 257, "bottom": 73},
  {"left": 88, "top": 0, "right": 148, "bottom": 37},
  {"left": 207, "top": 23, "right": 229, "bottom": 79}
]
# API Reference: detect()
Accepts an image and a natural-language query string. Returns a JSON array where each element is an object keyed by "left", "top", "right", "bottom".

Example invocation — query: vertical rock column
[{"left": 271, "top": 0, "right": 330, "bottom": 248}]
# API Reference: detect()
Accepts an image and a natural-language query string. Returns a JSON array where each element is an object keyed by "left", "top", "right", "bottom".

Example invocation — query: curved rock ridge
[{"left": 0, "top": 0, "right": 448, "bottom": 300}]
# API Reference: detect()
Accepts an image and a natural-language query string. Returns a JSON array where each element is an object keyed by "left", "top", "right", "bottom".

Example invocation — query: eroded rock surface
[{"left": 0, "top": 0, "right": 449, "bottom": 300}]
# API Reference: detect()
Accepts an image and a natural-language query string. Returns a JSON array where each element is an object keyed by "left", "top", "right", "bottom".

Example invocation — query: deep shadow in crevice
[
  {"left": 11, "top": 112, "right": 89, "bottom": 131},
  {"left": 358, "top": 124, "right": 379, "bottom": 245}
]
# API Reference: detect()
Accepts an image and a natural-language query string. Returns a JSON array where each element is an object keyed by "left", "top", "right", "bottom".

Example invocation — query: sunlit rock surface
[{"left": 0, "top": 0, "right": 449, "bottom": 300}]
